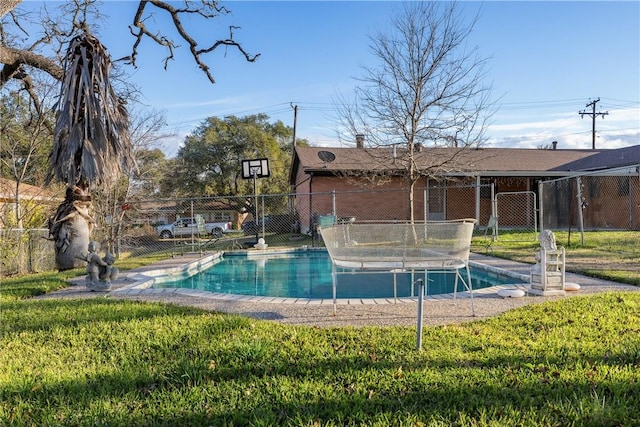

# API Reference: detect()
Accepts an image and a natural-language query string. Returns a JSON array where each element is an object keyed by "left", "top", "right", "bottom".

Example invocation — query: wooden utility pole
[
  {"left": 290, "top": 103, "right": 298, "bottom": 147},
  {"left": 579, "top": 98, "right": 608, "bottom": 149}
]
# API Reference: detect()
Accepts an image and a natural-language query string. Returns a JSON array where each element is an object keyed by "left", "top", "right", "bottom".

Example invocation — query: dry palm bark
[
  {"left": 47, "top": 33, "right": 134, "bottom": 270},
  {"left": 0, "top": 0, "right": 22, "bottom": 17}
]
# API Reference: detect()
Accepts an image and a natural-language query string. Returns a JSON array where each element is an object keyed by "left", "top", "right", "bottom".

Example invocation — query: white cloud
[
  {"left": 488, "top": 106, "right": 639, "bottom": 150},
  {"left": 157, "top": 133, "right": 186, "bottom": 158}
]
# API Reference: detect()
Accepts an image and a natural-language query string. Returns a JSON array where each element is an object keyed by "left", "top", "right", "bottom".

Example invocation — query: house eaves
[{"left": 443, "top": 170, "right": 588, "bottom": 178}]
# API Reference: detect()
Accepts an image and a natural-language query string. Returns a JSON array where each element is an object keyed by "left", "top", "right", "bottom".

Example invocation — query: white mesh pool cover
[
  {"left": 319, "top": 219, "right": 476, "bottom": 270},
  {"left": 320, "top": 219, "right": 478, "bottom": 345}
]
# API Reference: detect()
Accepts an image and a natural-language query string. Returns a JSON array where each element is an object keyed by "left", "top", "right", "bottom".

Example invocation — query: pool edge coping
[{"left": 107, "top": 250, "right": 533, "bottom": 305}]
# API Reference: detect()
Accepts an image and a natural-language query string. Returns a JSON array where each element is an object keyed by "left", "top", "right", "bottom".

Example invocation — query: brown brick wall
[
  {"left": 293, "top": 171, "right": 640, "bottom": 232},
  {"left": 582, "top": 176, "right": 640, "bottom": 229}
]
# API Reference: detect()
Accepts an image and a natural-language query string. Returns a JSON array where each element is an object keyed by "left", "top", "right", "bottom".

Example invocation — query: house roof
[
  {"left": 291, "top": 145, "right": 640, "bottom": 182},
  {"left": 0, "top": 178, "right": 62, "bottom": 202},
  {"left": 550, "top": 144, "right": 640, "bottom": 171}
]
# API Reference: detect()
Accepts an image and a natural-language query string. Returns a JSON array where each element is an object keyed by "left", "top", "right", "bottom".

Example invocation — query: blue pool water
[{"left": 154, "top": 250, "right": 522, "bottom": 299}]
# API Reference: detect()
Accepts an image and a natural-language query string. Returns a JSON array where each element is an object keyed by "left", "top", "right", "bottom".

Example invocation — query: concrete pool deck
[{"left": 41, "top": 252, "right": 639, "bottom": 328}]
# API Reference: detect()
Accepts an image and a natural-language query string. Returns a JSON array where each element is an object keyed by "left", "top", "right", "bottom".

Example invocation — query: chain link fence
[
  {"left": 2, "top": 184, "right": 493, "bottom": 277},
  {"left": 0, "top": 228, "right": 54, "bottom": 276},
  {"left": 493, "top": 191, "right": 538, "bottom": 242},
  {"left": 539, "top": 165, "right": 640, "bottom": 232},
  {"left": 7, "top": 171, "right": 639, "bottom": 279},
  {"left": 535, "top": 165, "right": 640, "bottom": 282},
  {"left": 84, "top": 184, "right": 493, "bottom": 261}
]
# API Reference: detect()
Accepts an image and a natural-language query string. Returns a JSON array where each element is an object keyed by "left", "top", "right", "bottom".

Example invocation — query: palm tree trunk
[
  {"left": 47, "top": 33, "right": 133, "bottom": 271},
  {"left": 48, "top": 183, "right": 94, "bottom": 271}
]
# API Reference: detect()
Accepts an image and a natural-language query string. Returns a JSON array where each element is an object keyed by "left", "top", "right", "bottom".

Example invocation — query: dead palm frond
[
  {"left": 0, "top": 0, "right": 23, "bottom": 18},
  {"left": 47, "top": 33, "right": 135, "bottom": 189}
]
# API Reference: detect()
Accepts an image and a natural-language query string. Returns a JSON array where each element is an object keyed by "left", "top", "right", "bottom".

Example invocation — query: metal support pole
[
  {"left": 491, "top": 183, "right": 498, "bottom": 240},
  {"left": 424, "top": 188, "right": 428, "bottom": 222},
  {"left": 393, "top": 271, "right": 397, "bottom": 303},
  {"left": 475, "top": 176, "right": 481, "bottom": 224},
  {"left": 576, "top": 177, "right": 585, "bottom": 246},
  {"left": 332, "top": 263, "right": 337, "bottom": 316},
  {"left": 261, "top": 194, "right": 265, "bottom": 239},
  {"left": 190, "top": 200, "right": 195, "bottom": 247},
  {"left": 331, "top": 190, "right": 336, "bottom": 217},
  {"left": 252, "top": 170, "right": 259, "bottom": 243},
  {"left": 539, "top": 181, "right": 544, "bottom": 233},
  {"left": 416, "top": 279, "right": 424, "bottom": 350}
]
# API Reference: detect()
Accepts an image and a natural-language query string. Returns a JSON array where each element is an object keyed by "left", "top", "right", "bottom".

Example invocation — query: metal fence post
[
  {"left": 331, "top": 190, "right": 336, "bottom": 217},
  {"left": 28, "top": 230, "right": 35, "bottom": 273},
  {"left": 416, "top": 278, "right": 424, "bottom": 350},
  {"left": 491, "top": 183, "right": 497, "bottom": 240},
  {"left": 424, "top": 188, "right": 428, "bottom": 223},
  {"left": 538, "top": 182, "right": 544, "bottom": 233},
  {"left": 576, "top": 177, "right": 585, "bottom": 245}
]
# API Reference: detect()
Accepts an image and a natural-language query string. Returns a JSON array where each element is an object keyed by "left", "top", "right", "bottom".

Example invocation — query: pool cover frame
[{"left": 320, "top": 219, "right": 477, "bottom": 346}]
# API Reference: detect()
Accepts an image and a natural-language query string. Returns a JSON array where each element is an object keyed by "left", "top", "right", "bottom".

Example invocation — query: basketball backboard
[{"left": 241, "top": 158, "right": 270, "bottom": 179}]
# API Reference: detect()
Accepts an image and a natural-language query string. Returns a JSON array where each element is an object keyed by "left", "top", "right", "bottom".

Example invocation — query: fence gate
[{"left": 494, "top": 191, "right": 538, "bottom": 242}]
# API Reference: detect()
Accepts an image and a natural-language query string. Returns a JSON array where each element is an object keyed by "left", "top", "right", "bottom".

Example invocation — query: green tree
[
  {"left": 165, "top": 114, "right": 293, "bottom": 198},
  {"left": 132, "top": 148, "right": 169, "bottom": 196},
  {"left": 0, "top": 91, "right": 53, "bottom": 183}
]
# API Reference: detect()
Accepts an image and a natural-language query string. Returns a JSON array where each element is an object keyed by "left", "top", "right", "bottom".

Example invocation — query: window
[
  {"left": 617, "top": 176, "right": 630, "bottom": 196},
  {"left": 479, "top": 178, "right": 493, "bottom": 199},
  {"left": 587, "top": 179, "right": 600, "bottom": 198}
]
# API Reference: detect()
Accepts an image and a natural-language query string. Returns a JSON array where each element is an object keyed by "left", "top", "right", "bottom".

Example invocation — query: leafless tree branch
[
  {"left": 1, "top": 0, "right": 258, "bottom": 89},
  {"left": 0, "top": 46, "right": 64, "bottom": 86},
  {"left": 129, "top": 0, "right": 259, "bottom": 84},
  {"left": 334, "top": 1, "right": 496, "bottom": 220}
]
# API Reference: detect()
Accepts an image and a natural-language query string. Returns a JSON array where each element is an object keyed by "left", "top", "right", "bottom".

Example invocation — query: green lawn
[
  {"left": 1, "top": 281, "right": 639, "bottom": 425},
  {"left": 1, "top": 230, "right": 639, "bottom": 425},
  {"left": 472, "top": 230, "right": 640, "bottom": 286}
]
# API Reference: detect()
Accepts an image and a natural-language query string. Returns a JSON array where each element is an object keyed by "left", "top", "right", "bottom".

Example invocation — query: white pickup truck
[{"left": 156, "top": 216, "right": 232, "bottom": 239}]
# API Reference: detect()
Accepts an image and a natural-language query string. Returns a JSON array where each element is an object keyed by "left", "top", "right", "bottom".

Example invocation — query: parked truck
[{"left": 156, "top": 215, "right": 232, "bottom": 239}]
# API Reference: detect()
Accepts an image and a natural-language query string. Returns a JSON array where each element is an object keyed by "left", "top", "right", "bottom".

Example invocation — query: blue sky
[{"left": 15, "top": 1, "right": 640, "bottom": 157}]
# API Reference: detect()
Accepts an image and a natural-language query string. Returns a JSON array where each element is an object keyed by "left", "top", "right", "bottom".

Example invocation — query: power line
[
  {"left": 499, "top": 98, "right": 585, "bottom": 111},
  {"left": 579, "top": 98, "right": 609, "bottom": 149}
]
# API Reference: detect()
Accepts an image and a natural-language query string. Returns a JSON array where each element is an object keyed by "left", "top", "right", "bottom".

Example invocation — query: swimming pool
[{"left": 153, "top": 250, "right": 523, "bottom": 299}]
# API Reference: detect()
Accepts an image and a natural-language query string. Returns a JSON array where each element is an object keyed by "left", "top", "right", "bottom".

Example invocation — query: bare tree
[
  {"left": 336, "top": 2, "right": 494, "bottom": 221},
  {"left": 0, "top": 81, "right": 56, "bottom": 228},
  {"left": 1, "top": 1, "right": 259, "bottom": 92},
  {"left": 91, "top": 107, "right": 172, "bottom": 256},
  {"left": 1, "top": 1, "right": 258, "bottom": 270},
  {"left": 129, "top": 1, "right": 259, "bottom": 84}
]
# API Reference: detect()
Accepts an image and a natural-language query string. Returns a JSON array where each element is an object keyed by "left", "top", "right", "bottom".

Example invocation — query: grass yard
[
  {"left": 2, "top": 276, "right": 640, "bottom": 425},
  {"left": 472, "top": 230, "right": 640, "bottom": 286},
  {"left": 1, "top": 230, "right": 639, "bottom": 425}
]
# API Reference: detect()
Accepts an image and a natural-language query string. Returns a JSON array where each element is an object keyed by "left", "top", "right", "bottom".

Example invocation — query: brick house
[
  {"left": 125, "top": 199, "right": 245, "bottom": 230},
  {"left": 0, "top": 178, "right": 62, "bottom": 228},
  {"left": 290, "top": 144, "right": 640, "bottom": 233}
]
